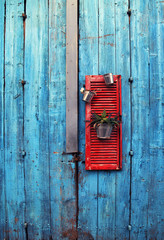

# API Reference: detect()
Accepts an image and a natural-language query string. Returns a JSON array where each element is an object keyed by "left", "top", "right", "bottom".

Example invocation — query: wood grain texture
[
  {"left": 49, "top": 0, "right": 76, "bottom": 238},
  {"left": 24, "top": 0, "right": 51, "bottom": 238},
  {"left": 98, "top": 1, "right": 131, "bottom": 239},
  {"left": 0, "top": 0, "right": 163, "bottom": 239},
  {"left": 78, "top": 1, "right": 99, "bottom": 239},
  {"left": 4, "top": 0, "right": 25, "bottom": 238},
  {"left": 0, "top": 1, "right": 5, "bottom": 239},
  {"left": 148, "top": 0, "right": 164, "bottom": 238},
  {"left": 130, "top": 1, "right": 150, "bottom": 239},
  {"left": 98, "top": 0, "right": 116, "bottom": 238},
  {"left": 114, "top": 0, "right": 131, "bottom": 238}
]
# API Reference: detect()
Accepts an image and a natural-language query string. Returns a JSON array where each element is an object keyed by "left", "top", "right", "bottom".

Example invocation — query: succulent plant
[{"left": 89, "top": 108, "right": 120, "bottom": 129}]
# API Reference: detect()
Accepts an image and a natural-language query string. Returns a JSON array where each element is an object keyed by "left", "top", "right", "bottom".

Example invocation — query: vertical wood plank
[
  {"left": 24, "top": 0, "right": 51, "bottom": 238},
  {"left": 0, "top": 1, "right": 5, "bottom": 239},
  {"left": 115, "top": 0, "right": 131, "bottom": 238},
  {"left": 66, "top": 0, "right": 78, "bottom": 153},
  {"left": 4, "top": 0, "right": 25, "bottom": 239},
  {"left": 98, "top": 0, "right": 116, "bottom": 238},
  {"left": 148, "top": 0, "right": 164, "bottom": 238},
  {"left": 130, "top": 1, "right": 150, "bottom": 239},
  {"left": 49, "top": 0, "right": 77, "bottom": 238},
  {"left": 78, "top": 1, "right": 98, "bottom": 239}
]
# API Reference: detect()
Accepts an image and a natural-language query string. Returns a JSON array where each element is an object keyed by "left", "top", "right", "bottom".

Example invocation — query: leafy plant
[{"left": 89, "top": 108, "right": 120, "bottom": 129}]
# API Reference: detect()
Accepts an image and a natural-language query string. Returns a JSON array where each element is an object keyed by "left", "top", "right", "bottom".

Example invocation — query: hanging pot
[
  {"left": 83, "top": 90, "right": 96, "bottom": 103},
  {"left": 103, "top": 73, "right": 114, "bottom": 86},
  {"left": 96, "top": 123, "right": 113, "bottom": 139}
]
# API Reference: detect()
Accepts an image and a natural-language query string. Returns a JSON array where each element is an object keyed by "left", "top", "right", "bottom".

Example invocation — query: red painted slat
[{"left": 85, "top": 75, "right": 122, "bottom": 170}]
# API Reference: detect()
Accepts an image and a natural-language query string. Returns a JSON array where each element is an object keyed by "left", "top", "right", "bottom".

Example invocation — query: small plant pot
[
  {"left": 96, "top": 123, "right": 113, "bottom": 139},
  {"left": 103, "top": 73, "right": 114, "bottom": 86},
  {"left": 83, "top": 90, "right": 95, "bottom": 103}
]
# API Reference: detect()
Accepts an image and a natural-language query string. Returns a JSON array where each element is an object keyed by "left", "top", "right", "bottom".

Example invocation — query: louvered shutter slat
[{"left": 85, "top": 75, "right": 122, "bottom": 170}]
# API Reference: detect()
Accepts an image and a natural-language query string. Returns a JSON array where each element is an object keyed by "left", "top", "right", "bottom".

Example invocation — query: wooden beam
[{"left": 66, "top": 0, "right": 78, "bottom": 153}]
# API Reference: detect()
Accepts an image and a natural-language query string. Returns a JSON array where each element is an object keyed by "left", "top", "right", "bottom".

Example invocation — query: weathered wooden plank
[
  {"left": 24, "top": 0, "right": 50, "bottom": 238},
  {"left": 0, "top": 1, "right": 5, "bottom": 239},
  {"left": 4, "top": 0, "right": 25, "bottom": 239},
  {"left": 66, "top": 0, "right": 78, "bottom": 153},
  {"left": 130, "top": 1, "right": 150, "bottom": 239},
  {"left": 78, "top": 0, "right": 99, "bottom": 239},
  {"left": 148, "top": 0, "right": 164, "bottom": 238},
  {"left": 114, "top": 0, "right": 131, "bottom": 238},
  {"left": 49, "top": 0, "right": 77, "bottom": 238},
  {"left": 98, "top": 0, "right": 116, "bottom": 238}
]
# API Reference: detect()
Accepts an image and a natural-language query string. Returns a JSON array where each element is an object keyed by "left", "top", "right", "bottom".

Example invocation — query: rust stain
[
  {"left": 80, "top": 33, "right": 114, "bottom": 41},
  {"left": 60, "top": 186, "right": 62, "bottom": 196},
  {"left": 53, "top": 152, "right": 59, "bottom": 154},
  {"left": 62, "top": 228, "right": 78, "bottom": 240},
  {"left": 97, "top": 193, "right": 107, "bottom": 198},
  {"left": 106, "top": 42, "right": 115, "bottom": 46},
  {"left": 78, "top": 229, "right": 94, "bottom": 240},
  {"left": 15, "top": 218, "right": 18, "bottom": 224}
]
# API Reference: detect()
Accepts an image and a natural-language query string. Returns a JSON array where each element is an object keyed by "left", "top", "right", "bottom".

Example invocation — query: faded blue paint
[
  {"left": 0, "top": 0, "right": 163, "bottom": 239},
  {"left": 4, "top": 0, "right": 25, "bottom": 239},
  {"left": 0, "top": 1, "right": 5, "bottom": 240},
  {"left": 78, "top": 1, "right": 98, "bottom": 239}
]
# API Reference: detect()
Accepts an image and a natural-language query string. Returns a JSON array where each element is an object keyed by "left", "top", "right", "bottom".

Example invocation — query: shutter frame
[{"left": 85, "top": 75, "right": 122, "bottom": 170}]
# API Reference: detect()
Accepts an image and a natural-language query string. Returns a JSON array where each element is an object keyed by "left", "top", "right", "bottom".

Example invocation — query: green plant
[{"left": 89, "top": 108, "right": 120, "bottom": 129}]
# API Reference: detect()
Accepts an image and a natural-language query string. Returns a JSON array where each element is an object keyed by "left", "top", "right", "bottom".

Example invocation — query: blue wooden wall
[{"left": 0, "top": 0, "right": 164, "bottom": 239}]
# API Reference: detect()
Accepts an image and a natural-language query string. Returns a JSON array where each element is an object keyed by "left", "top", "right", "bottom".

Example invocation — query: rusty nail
[
  {"left": 127, "top": 9, "right": 131, "bottom": 16},
  {"left": 22, "top": 13, "right": 27, "bottom": 19},
  {"left": 22, "top": 150, "right": 26, "bottom": 157},
  {"left": 129, "top": 150, "right": 134, "bottom": 156},
  {"left": 24, "top": 222, "right": 28, "bottom": 228},
  {"left": 129, "top": 77, "right": 133, "bottom": 83},
  {"left": 21, "top": 80, "right": 26, "bottom": 85},
  {"left": 128, "top": 225, "right": 132, "bottom": 231}
]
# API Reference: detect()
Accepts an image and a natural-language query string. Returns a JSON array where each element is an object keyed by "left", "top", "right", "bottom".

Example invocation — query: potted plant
[
  {"left": 89, "top": 108, "right": 120, "bottom": 139},
  {"left": 80, "top": 87, "right": 96, "bottom": 103}
]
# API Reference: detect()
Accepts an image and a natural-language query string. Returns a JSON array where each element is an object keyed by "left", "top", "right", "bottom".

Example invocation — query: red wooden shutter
[{"left": 85, "top": 75, "right": 122, "bottom": 170}]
